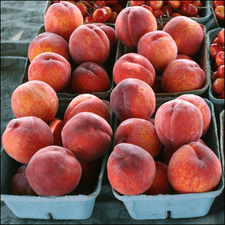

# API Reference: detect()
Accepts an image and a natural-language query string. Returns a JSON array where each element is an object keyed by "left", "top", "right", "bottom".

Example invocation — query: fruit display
[
  {"left": 50, "top": 0, "right": 128, "bottom": 23},
  {"left": 1, "top": 1, "right": 224, "bottom": 221},
  {"left": 211, "top": 0, "right": 225, "bottom": 27},
  {"left": 209, "top": 28, "right": 225, "bottom": 99}
]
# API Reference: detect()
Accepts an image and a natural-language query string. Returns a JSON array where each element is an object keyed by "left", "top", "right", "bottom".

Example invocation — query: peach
[
  {"left": 114, "top": 118, "right": 161, "bottom": 158},
  {"left": 176, "top": 54, "right": 193, "bottom": 61},
  {"left": 177, "top": 94, "right": 211, "bottom": 136},
  {"left": 28, "top": 32, "right": 70, "bottom": 63},
  {"left": 113, "top": 53, "right": 155, "bottom": 87},
  {"left": 61, "top": 112, "right": 113, "bottom": 162},
  {"left": 26, "top": 145, "right": 82, "bottom": 196},
  {"left": 154, "top": 99, "right": 203, "bottom": 149},
  {"left": 63, "top": 94, "right": 111, "bottom": 125},
  {"left": 2, "top": 116, "right": 54, "bottom": 164},
  {"left": 144, "top": 161, "right": 174, "bottom": 195},
  {"left": 69, "top": 62, "right": 110, "bottom": 94},
  {"left": 163, "top": 16, "right": 204, "bottom": 57},
  {"left": 107, "top": 143, "right": 156, "bottom": 195},
  {"left": 115, "top": 6, "right": 157, "bottom": 49},
  {"left": 137, "top": 30, "right": 178, "bottom": 73},
  {"left": 11, "top": 165, "right": 37, "bottom": 196},
  {"left": 88, "top": 23, "right": 117, "bottom": 52},
  {"left": 48, "top": 118, "right": 64, "bottom": 146},
  {"left": 11, "top": 81, "right": 59, "bottom": 123},
  {"left": 28, "top": 52, "right": 71, "bottom": 92},
  {"left": 44, "top": 2, "right": 83, "bottom": 41},
  {"left": 161, "top": 59, "right": 205, "bottom": 93},
  {"left": 110, "top": 78, "right": 156, "bottom": 122},
  {"left": 167, "top": 141, "right": 222, "bottom": 193},
  {"left": 69, "top": 24, "right": 110, "bottom": 65}
]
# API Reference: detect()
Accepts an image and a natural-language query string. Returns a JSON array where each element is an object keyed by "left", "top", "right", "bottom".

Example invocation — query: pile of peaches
[{"left": 1, "top": 2, "right": 222, "bottom": 198}]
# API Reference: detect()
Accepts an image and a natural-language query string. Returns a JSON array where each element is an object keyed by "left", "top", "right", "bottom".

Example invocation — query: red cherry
[
  {"left": 84, "top": 15, "right": 94, "bottom": 23},
  {"left": 213, "top": 1, "right": 225, "bottom": 8},
  {"left": 76, "top": 2, "right": 88, "bottom": 17},
  {"left": 217, "top": 65, "right": 225, "bottom": 78},
  {"left": 129, "top": 1, "right": 146, "bottom": 7},
  {"left": 171, "top": 12, "right": 182, "bottom": 17},
  {"left": 181, "top": 3, "right": 198, "bottom": 17},
  {"left": 215, "top": 51, "right": 225, "bottom": 66},
  {"left": 141, "top": 5, "right": 154, "bottom": 14},
  {"left": 102, "top": 6, "right": 113, "bottom": 19},
  {"left": 167, "top": 1, "right": 181, "bottom": 9},
  {"left": 211, "top": 71, "right": 219, "bottom": 81},
  {"left": 162, "top": 5, "right": 173, "bottom": 17},
  {"left": 209, "top": 43, "right": 223, "bottom": 59},
  {"left": 215, "top": 5, "right": 225, "bottom": 21},
  {"left": 111, "top": 4, "right": 123, "bottom": 14},
  {"left": 153, "top": 9, "right": 165, "bottom": 18},
  {"left": 212, "top": 78, "right": 224, "bottom": 95},
  {"left": 149, "top": 1, "right": 164, "bottom": 10},
  {"left": 107, "top": 11, "right": 117, "bottom": 23},
  {"left": 218, "top": 29, "right": 225, "bottom": 46}
]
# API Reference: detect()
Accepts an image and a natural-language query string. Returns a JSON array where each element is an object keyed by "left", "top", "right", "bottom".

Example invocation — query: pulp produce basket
[
  {"left": 112, "top": 98, "right": 224, "bottom": 220},
  {"left": 206, "top": 27, "right": 224, "bottom": 121},
  {"left": 1, "top": 98, "right": 113, "bottom": 220},
  {"left": 115, "top": 24, "right": 210, "bottom": 99}
]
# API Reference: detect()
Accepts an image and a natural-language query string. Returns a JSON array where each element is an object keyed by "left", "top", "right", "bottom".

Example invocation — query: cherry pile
[
  {"left": 51, "top": 1, "right": 127, "bottom": 23},
  {"left": 209, "top": 29, "right": 224, "bottom": 99},
  {"left": 129, "top": 0, "right": 206, "bottom": 19},
  {"left": 212, "top": 0, "right": 225, "bottom": 27}
]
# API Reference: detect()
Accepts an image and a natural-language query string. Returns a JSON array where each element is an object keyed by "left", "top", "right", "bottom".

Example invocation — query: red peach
[
  {"left": 11, "top": 80, "right": 59, "bottom": 123},
  {"left": 28, "top": 52, "right": 71, "bottom": 92},
  {"left": 2, "top": 116, "right": 54, "bottom": 164},
  {"left": 167, "top": 141, "right": 222, "bottom": 193},
  {"left": 26, "top": 145, "right": 82, "bottom": 196},
  {"left": 113, "top": 52, "right": 156, "bottom": 87},
  {"left": 107, "top": 143, "right": 156, "bottom": 195},
  {"left": 44, "top": 2, "right": 83, "bottom": 41},
  {"left": 48, "top": 118, "right": 64, "bottom": 146},
  {"left": 28, "top": 32, "right": 70, "bottom": 62}
]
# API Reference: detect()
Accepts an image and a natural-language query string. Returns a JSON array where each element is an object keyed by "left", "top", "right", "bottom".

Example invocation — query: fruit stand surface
[{"left": 1, "top": 1, "right": 224, "bottom": 224}]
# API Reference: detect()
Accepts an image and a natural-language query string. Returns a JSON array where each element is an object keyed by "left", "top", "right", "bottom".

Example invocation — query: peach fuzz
[
  {"left": 115, "top": 6, "right": 157, "bottom": 49},
  {"left": 177, "top": 94, "right": 211, "bottom": 136},
  {"left": 167, "top": 141, "right": 222, "bottom": 193},
  {"left": 137, "top": 30, "right": 178, "bottom": 73},
  {"left": 107, "top": 143, "right": 156, "bottom": 195},
  {"left": 28, "top": 52, "right": 71, "bottom": 92},
  {"left": 28, "top": 32, "right": 70, "bottom": 63},
  {"left": 163, "top": 16, "right": 204, "bottom": 57},
  {"left": 114, "top": 118, "right": 161, "bottom": 158},
  {"left": 69, "top": 62, "right": 110, "bottom": 94},
  {"left": 69, "top": 24, "right": 110, "bottom": 65},
  {"left": 26, "top": 145, "right": 82, "bottom": 196},
  {"left": 11, "top": 80, "right": 58, "bottom": 123},
  {"left": 161, "top": 59, "right": 205, "bottom": 93},
  {"left": 87, "top": 23, "right": 117, "bottom": 52},
  {"left": 11, "top": 164, "right": 37, "bottom": 196},
  {"left": 44, "top": 2, "right": 83, "bottom": 41},
  {"left": 61, "top": 112, "right": 113, "bottom": 162},
  {"left": 2, "top": 116, "right": 54, "bottom": 164},
  {"left": 144, "top": 161, "right": 174, "bottom": 195},
  {"left": 63, "top": 94, "right": 111, "bottom": 125},
  {"left": 48, "top": 118, "right": 64, "bottom": 146},
  {"left": 110, "top": 78, "right": 156, "bottom": 122},
  {"left": 113, "top": 52, "right": 155, "bottom": 87},
  {"left": 154, "top": 99, "right": 203, "bottom": 150}
]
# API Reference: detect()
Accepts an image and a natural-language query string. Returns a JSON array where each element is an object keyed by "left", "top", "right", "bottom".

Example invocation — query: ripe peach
[
  {"left": 144, "top": 161, "right": 174, "bottom": 195},
  {"left": 88, "top": 23, "right": 117, "bottom": 52},
  {"left": 177, "top": 94, "right": 211, "bottom": 136},
  {"left": 26, "top": 145, "right": 82, "bottom": 196},
  {"left": 11, "top": 80, "right": 59, "bottom": 123},
  {"left": 2, "top": 116, "right": 54, "bottom": 164},
  {"left": 44, "top": 2, "right": 83, "bottom": 41},
  {"left": 107, "top": 143, "right": 156, "bottom": 195},
  {"left": 161, "top": 59, "right": 205, "bottom": 93},
  {"left": 137, "top": 30, "right": 178, "bottom": 73},
  {"left": 11, "top": 165, "right": 37, "bottom": 196},
  {"left": 163, "top": 16, "right": 204, "bottom": 57},
  {"left": 28, "top": 52, "right": 71, "bottom": 92},
  {"left": 48, "top": 118, "right": 64, "bottom": 146},
  {"left": 69, "top": 24, "right": 110, "bottom": 65},
  {"left": 110, "top": 78, "right": 156, "bottom": 122},
  {"left": 167, "top": 141, "right": 222, "bottom": 193},
  {"left": 63, "top": 94, "right": 111, "bottom": 125},
  {"left": 28, "top": 32, "right": 70, "bottom": 63},
  {"left": 154, "top": 99, "right": 203, "bottom": 149},
  {"left": 115, "top": 6, "right": 157, "bottom": 49},
  {"left": 114, "top": 118, "right": 161, "bottom": 158},
  {"left": 69, "top": 62, "right": 110, "bottom": 94},
  {"left": 113, "top": 53, "right": 155, "bottom": 87},
  {"left": 61, "top": 112, "right": 113, "bottom": 162}
]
